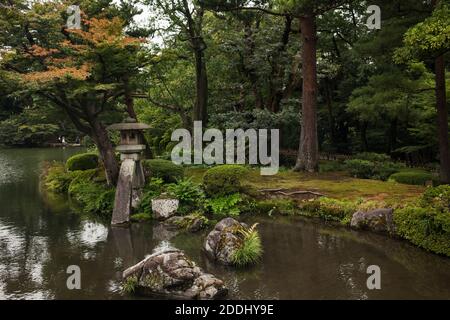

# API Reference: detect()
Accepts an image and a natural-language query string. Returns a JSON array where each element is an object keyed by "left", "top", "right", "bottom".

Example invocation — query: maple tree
[{"left": 0, "top": 0, "right": 149, "bottom": 185}]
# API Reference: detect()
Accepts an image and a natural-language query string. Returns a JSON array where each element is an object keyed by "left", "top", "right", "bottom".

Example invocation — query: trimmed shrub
[
  {"left": 143, "top": 159, "right": 184, "bottom": 183},
  {"left": 422, "top": 185, "right": 450, "bottom": 211},
  {"left": 389, "top": 170, "right": 436, "bottom": 185},
  {"left": 203, "top": 165, "right": 249, "bottom": 196},
  {"left": 319, "top": 160, "right": 346, "bottom": 173},
  {"left": 345, "top": 159, "right": 375, "bottom": 179},
  {"left": 66, "top": 153, "right": 99, "bottom": 171},
  {"left": 354, "top": 152, "right": 391, "bottom": 162},
  {"left": 394, "top": 205, "right": 450, "bottom": 257},
  {"left": 346, "top": 159, "right": 403, "bottom": 181}
]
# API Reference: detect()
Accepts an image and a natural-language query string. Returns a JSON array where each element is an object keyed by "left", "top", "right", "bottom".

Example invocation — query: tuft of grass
[
  {"left": 231, "top": 223, "right": 263, "bottom": 267},
  {"left": 122, "top": 275, "right": 139, "bottom": 294},
  {"left": 130, "top": 212, "right": 152, "bottom": 222}
]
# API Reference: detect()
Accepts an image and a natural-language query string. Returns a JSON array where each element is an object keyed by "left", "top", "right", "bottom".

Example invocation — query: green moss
[
  {"left": 389, "top": 170, "right": 437, "bottom": 186},
  {"left": 300, "top": 197, "right": 357, "bottom": 223},
  {"left": 66, "top": 152, "right": 99, "bottom": 171},
  {"left": 231, "top": 223, "right": 263, "bottom": 267},
  {"left": 130, "top": 212, "right": 152, "bottom": 222},
  {"left": 394, "top": 205, "right": 450, "bottom": 257},
  {"left": 253, "top": 198, "right": 297, "bottom": 216},
  {"left": 203, "top": 165, "right": 249, "bottom": 196},
  {"left": 173, "top": 212, "right": 208, "bottom": 230},
  {"left": 143, "top": 159, "right": 184, "bottom": 183}
]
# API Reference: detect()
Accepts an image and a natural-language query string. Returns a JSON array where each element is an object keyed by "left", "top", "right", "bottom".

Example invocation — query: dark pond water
[{"left": 0, "top": 148, "right": 449, "bottom": 300}]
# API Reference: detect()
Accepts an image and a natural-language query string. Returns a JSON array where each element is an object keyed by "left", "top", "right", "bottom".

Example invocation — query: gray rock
[
  {"left": 152, "top": 195, "right": 179, "bottom": 220},
  {"left": 122, "top": 244, "right": 227, "bottom": 299},
  {"left": 204, "top": 218, "right": 247, "bottom": 265},
  {"left": 350, "top": 208, "right": 395, "bottom": 234}
]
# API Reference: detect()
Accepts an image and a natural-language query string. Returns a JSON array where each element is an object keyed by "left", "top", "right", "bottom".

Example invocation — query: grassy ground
[{"left": 185, "top": 167, "right": 425, "bottom": 203}]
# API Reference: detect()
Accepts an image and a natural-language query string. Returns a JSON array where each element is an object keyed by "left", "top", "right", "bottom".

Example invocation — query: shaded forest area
[{"left": 0, "top": 0, "right": 449, "bottom": 183}]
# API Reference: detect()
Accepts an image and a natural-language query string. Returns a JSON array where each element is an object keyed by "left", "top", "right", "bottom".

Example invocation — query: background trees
[{"left": 0, "top": 0, "right": 449, "bottom": 183}]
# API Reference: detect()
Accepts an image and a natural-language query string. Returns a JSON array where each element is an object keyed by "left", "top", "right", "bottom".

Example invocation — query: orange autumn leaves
[{"left": 23, "top": 16, "right": 145, "bottom": 84}]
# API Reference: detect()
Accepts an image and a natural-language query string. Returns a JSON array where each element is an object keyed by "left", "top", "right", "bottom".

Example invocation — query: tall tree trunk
[
  {"left": 90, "top": 118, "right": 119, "bottom": 186},
  {"left": 194, "top": 48, "right": 208, "bottom": 125},
  {"left": 294, "top": 15, "right": 319, "bottom": 172},
  {"left": 435, "top": 54, "right": 450, "bottom": 183}
]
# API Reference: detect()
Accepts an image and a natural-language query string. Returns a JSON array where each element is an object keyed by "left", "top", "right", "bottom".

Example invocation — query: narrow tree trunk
[
  {"left": 294, "top": 15, "right": 319, "bottom": 172},
  {"left": 90, "top": 119, "right": 119, "bottom": 186},
  {"left": 435, "top": 54, "right": 450, "bottom": 183},
  {"left": 194, "top": 48, "right": 208, "bottom": 125}
]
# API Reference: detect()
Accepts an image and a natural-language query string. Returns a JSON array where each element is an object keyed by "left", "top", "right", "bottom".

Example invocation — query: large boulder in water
[
  {"left": 204, "top": 218, "right": 262, "bottom": 266},
  {"left": 350, "top": 208, "right": 395, "bottom": 234},
  {"left": 122, "top": 243, "right": 227, "bottom": 299}
]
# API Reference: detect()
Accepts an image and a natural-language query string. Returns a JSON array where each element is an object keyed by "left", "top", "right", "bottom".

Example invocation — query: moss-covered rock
[
  {"left": 122, "top": 245, "right": 227, "bottom": 299},
  {"left": 204, "top": 218, "right": 262, "bottom": 267},
  {"left": 350, "top": 208, "right": 396, "bottom": 235},
  {"left": 66, "top": 152, "right": 99, "bottom": 171}
]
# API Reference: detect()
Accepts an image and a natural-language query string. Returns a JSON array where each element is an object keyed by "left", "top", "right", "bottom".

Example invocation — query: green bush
[
  {"left": 389, "top": 170, "right": 436, "bottom": 185},
  {"left": 422, "top": 185, "right": 450, "bottom": 211},
  {"left": 68, "top": 169, "right": 114, "bottom": 218},
  {"left": 231, "top": 223, "right": 263, "bottom": 267},
  {"left": 394, "top": 205, "right": 450, "bottom": 257},
  {"left": 143, "top": 159, "right": 184, "bottom": 183},
  {"left": 354, "top": 152, "right": 391, "bottom": 162},
  {"left": 167, "top": 177, "right": 205, "bottom": 208},
  {"left": 206, "top": 193, "right": 242, "bottom": 217},
  {"left": 345, "top": 159, "right": 375, "bottom": 179},
  {"left": 203, "top": 165, "right": 249, "bottom": 196},
  {"left": 66, "top": 153, "right": 99, "bottom": 171},
  {"left": 44, "top": 163, "right": 72, "bottom": 193},
  {"left": 319, "top": 160, "right": 346, "bottom": 173},
  {"left": 345, "top": 159, "right": 403, "bottom": 181},
  {"left": 130, "top": 212, "right": 152, "bottom": 222}
]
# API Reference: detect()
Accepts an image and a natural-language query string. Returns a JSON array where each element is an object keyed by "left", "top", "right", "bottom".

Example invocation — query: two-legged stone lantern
[{"left": 107, "top": 118, "right": 150, "bottom": 225}]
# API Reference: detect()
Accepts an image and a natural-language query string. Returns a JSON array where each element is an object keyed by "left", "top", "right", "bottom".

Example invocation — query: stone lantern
[{"left": 107, "top": 118, "right": 150, "bottom": 225}]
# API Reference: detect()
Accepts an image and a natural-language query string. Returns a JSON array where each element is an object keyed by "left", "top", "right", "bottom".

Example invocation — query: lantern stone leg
[{"left": 107, "top": 118, "right": 151, "bottom": 226}]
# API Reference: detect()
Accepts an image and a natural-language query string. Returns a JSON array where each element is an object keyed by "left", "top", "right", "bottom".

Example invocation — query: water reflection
[{"left": 0, "top": 148, "right": 449, "bottom": 300}]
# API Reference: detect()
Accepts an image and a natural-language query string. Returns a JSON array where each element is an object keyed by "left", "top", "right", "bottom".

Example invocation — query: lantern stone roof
[{"left": 107, "top": 117, "right": 151, "bottom": 131}]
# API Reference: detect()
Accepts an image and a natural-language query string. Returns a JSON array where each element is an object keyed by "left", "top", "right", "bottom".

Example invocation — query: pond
[{"left": 0, "top": 148, "right": 449, "bottom": 299}]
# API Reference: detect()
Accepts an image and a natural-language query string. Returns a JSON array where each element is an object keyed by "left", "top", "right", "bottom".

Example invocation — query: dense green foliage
[
  {"left": 394, "top": 206, "right": 449, "bottom": 256},
  {"left": 66, "top": 153, "right": 99, "bottom": 172},
  {"left": 389, "top": 170, "right": 437, "bottom": 186},
  {"left": 206, "top": 193, "right": 243, "bottom": 217},
  {"left": 203, "top": 165, "right": 249, "bottom": 196},
  {"left": 143, "top": 159, "right": 184, "bottom": 183}
]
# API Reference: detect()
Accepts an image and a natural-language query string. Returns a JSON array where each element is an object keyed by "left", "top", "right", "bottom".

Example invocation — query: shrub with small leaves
[
  {"left": 66, "top": 152, "right": 99, "bottom": 171},
  {"left": 203, "top": 165, "right": 249, "bottom": 196},
  {"left": 143, "top": 159, "right": 184, "bottom": 182}
]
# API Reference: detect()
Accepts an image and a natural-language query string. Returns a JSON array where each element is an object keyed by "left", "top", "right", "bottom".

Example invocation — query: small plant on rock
[{"left": 231, "top": 223, "right": 263, "bottom": 267}]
